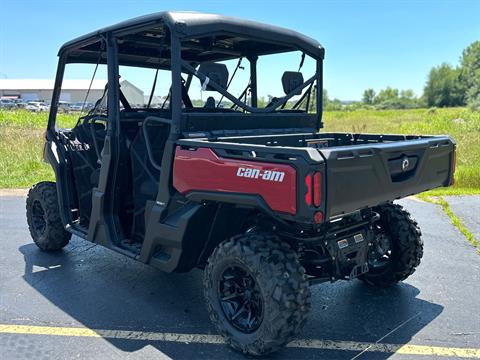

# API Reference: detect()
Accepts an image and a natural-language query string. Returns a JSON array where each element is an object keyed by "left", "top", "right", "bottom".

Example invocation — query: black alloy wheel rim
[
  {"left": 31, "top": 200, "right": 47, "bottom": 237},
  {"left": 218, "top": 265, "right": 264, "bottom": 333}
]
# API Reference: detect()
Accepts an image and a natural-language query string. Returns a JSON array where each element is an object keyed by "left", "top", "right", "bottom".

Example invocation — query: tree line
[{"left": 325, "top": 40, "right": 480, "bottom": 110}]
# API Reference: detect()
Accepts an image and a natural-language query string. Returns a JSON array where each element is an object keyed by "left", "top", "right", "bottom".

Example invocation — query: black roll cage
[{"left": 47, "top": 23, "right": 324, "bottom": 136}]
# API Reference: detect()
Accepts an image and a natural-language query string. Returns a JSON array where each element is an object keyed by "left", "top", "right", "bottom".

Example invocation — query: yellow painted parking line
[
  {"left": 1, "top": 323, "right": 480, "bottom": 358},
  {"left": 289, "top": 339, "right": 480, "bottom": 358}
]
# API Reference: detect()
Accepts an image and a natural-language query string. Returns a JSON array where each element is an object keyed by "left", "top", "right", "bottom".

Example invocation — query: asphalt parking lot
[{"left": 1, "top": 194, "right": 479, "bottom": 359}]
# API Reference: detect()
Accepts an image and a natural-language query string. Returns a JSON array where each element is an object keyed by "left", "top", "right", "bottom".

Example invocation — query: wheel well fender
[{"left": 194, "top": 203, "right": 263, "bottom": 268}]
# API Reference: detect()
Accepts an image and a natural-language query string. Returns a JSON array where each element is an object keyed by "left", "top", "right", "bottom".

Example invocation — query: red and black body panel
[
  {"left": 172, "top": 142, "right": 327, "bottom": 227},
  {"left": 173, "top": 147, "right": 297, "bottom": 215}
]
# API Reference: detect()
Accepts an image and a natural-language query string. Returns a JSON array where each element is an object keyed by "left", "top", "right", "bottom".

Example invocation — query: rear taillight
[
  {"left": 305, "top": 171, "right": 322, "bottom": 208},
  {"left": 305, "top": 174, "right": 312, "bottom": 206},
  {"left": 313, "top": 172, "right": 322, "bottom": 207}
]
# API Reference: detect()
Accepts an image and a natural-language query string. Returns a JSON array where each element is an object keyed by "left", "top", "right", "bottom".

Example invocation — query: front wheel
[
  {"left": 360, "top": 203, "right": 423, "bottom": 286},
  {"left": 203, "top": 233, "right": 311, "bottom": 356},
  {"left": 26, "top": 181, "right": 71, "bottom": 251}
]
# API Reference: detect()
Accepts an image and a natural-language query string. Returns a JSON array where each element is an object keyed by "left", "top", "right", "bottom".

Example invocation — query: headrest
[
  {"left": 198, "top": 63, "right": 229, "bottom": 91},
  {"left": 281, "top": 71, "right": 304, "bottom": 95}
]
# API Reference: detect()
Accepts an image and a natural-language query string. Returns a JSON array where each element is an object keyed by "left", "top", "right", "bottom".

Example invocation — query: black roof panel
[{"left": 59, "top": 11, "right": 324, "bottom": 63}]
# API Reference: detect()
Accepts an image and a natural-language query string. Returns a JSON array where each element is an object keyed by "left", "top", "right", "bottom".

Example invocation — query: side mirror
[{"left": 281, "top": 71, "right": 304, "bottom": 95}]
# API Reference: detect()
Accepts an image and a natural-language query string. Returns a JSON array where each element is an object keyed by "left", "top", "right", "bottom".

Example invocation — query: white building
[{"left": 0, "top": 79, "right": 144, "bottom": 105}]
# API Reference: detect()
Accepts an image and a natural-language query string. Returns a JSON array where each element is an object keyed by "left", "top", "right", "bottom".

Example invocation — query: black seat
[
  {"left": 67, "top": 118, "right": 107, "bottom": 224},
  {"left": 129, "top": 121, "right": 169, "bottom": 241},
  {"left": 204, "top": 96, "right": 216, "bottom": 109}
]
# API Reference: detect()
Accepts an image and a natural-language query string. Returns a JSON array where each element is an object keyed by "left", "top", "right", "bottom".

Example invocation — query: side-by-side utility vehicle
[{"left": 26, "top": 12, "right": 456, "bottom": 355}]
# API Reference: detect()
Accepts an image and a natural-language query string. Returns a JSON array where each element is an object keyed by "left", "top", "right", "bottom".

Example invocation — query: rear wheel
[
  {"left": 360, "top": 203, "right": 423, "bottom": 286},
  {"left": 204, "top": 233, "right": 310, "bottom": 356},
  {"left": 26, "top": 181, "right": 71, "bottom": 251}
]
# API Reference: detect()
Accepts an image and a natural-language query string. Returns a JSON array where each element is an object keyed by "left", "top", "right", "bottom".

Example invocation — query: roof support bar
[
  {"left": 106, "top": 34, "right": 120, "bottom": 136},
  {"left": 47, "top": 55, "right": 66, "bottom": 134},
  {"left": 248, "top": 55, "right": 258, "bottom": 108},
  {"left": 316, "top": 59, "right": 323, "bottom": 130},
  {"left": 170, "top": 33, "right": 182, "bottom": 135}
]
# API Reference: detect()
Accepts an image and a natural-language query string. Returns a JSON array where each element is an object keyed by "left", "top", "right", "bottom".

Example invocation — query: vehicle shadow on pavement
[{"left": 19, "top": 240, "right": 444, "bottom": 359}]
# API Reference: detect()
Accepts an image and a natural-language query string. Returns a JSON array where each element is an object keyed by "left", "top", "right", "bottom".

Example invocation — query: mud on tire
[
  {"left": 203, "top": 233, "right": 311, "bottom": 356},
  {"left": 360, "top": 203, "right": 423, "bottom": 287},
  {"left": 26, "top": 181, "right": 71, "bottom": 251}
]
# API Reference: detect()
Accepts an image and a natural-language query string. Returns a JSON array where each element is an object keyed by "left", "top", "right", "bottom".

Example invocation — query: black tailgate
[{"left": 319, "top": 136, "right": 455, "bottom": 218}]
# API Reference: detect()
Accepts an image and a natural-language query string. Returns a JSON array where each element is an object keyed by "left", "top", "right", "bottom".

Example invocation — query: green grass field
[{"left": 1, "top": 108, "right": 479, "bottom": 195}]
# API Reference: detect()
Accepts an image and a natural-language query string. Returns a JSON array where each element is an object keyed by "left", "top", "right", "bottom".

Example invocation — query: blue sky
[{"left": 1, "top": 0, "right": 479, "bottom": 100}]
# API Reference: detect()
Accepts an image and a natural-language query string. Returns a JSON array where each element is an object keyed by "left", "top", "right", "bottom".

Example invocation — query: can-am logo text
[{"left": 236, "top": 167, "right": 285, "bottom": 182}]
